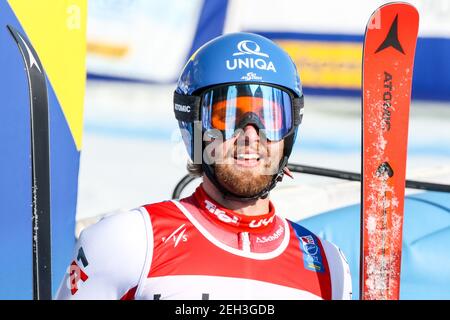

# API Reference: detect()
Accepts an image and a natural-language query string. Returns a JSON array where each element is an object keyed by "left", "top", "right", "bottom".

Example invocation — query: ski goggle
[{"left": 200, "top": 84, "right": 295, "bottom": 141}]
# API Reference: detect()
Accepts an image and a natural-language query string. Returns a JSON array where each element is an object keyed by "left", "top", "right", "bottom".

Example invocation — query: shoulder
[
  {"left": 77, "top": 208, "right": 153, "bottom": 276},
  {"left": 320, "top": 239, "right": 353, "bottom": 300},
  {"left": 287, "top": 219, "right": 346, "bottom": 265},
  {"left": 79, "top": 208, "right": 149, "bottom": 247},
  {"left": 286, "top": 219, "right": 347, "bottom": 263},
  {"left": 142, "top": 199, "right": 185, "bottom": 217},
  {"left": 287, "top": 219, "right": 353, "bottom": 300},
  {"left": 58, "top": 208, "right": 151, "bottom": 299}
]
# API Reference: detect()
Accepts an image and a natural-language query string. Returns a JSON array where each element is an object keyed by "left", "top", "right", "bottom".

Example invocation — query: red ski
[{"left": 360, "top": 3, "right": 419, "bottom": 300}]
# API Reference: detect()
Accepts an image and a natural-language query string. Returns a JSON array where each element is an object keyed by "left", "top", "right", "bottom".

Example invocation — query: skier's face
[{"left": 205, "top": 124, "right": 284, "bottom": 197}]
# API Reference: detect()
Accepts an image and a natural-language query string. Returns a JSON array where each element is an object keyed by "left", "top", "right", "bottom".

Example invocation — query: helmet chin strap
[{"left": 202, "top": 156, "right": 289, "bottom": 202}]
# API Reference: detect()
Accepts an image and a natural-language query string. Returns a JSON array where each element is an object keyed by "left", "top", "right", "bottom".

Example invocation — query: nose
[{"left": 242, "top": 124, "right": 260, "bottom": 144}]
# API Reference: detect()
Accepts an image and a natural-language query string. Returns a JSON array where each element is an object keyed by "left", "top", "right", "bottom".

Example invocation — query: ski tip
[{"left": 366, "top": 2, "right": 419, "bottom": 33}]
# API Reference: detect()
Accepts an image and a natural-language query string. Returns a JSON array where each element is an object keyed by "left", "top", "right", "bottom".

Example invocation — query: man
[{"left": 57, "top": 32, "right": 352, "bottom": 300}]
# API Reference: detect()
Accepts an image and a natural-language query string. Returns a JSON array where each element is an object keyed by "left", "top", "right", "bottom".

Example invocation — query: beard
[
  {"left": 215, "top": 163, "right": 274, "bottom": 197},
  {"left": 214, "top": 149, "right": 281, "bottom": 198}
]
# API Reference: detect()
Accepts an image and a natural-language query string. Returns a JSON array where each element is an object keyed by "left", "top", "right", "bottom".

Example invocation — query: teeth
[{"left": 237, "top": 154, "right": 259, "bottom": 160}]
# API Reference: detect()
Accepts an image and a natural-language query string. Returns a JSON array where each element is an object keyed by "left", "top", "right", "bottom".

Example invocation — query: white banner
[
  {"left": 87, "top": 0, "right": 203, "bottom": 81},
  {"left": 224, "top": 0, "right": 450, "bottom": 38}
]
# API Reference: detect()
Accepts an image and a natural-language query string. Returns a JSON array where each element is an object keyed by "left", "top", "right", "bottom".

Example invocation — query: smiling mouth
[
  {"left": 232, "top": 152, "right": 263, "bottom": 168},
  {"left": 235, "top": 153, "right": 260, "bottom": 161}
]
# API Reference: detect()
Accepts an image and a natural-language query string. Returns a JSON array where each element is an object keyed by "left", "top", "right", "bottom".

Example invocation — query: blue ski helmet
[{"left": 173, "top": 32, "right": 304, "bottom": 200}]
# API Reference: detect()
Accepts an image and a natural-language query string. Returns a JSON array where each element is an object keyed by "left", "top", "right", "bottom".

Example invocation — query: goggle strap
[
  {"left": 173, "top": 91, "right": 201, "bottom": 122},
  {"left": 293, "top": 96, "right": 304, "bottom": 126}
]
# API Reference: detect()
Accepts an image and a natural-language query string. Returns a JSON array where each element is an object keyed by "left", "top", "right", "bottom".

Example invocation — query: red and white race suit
[{"left": 56, "top": 185, "right": 352, "bottom": 300}]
